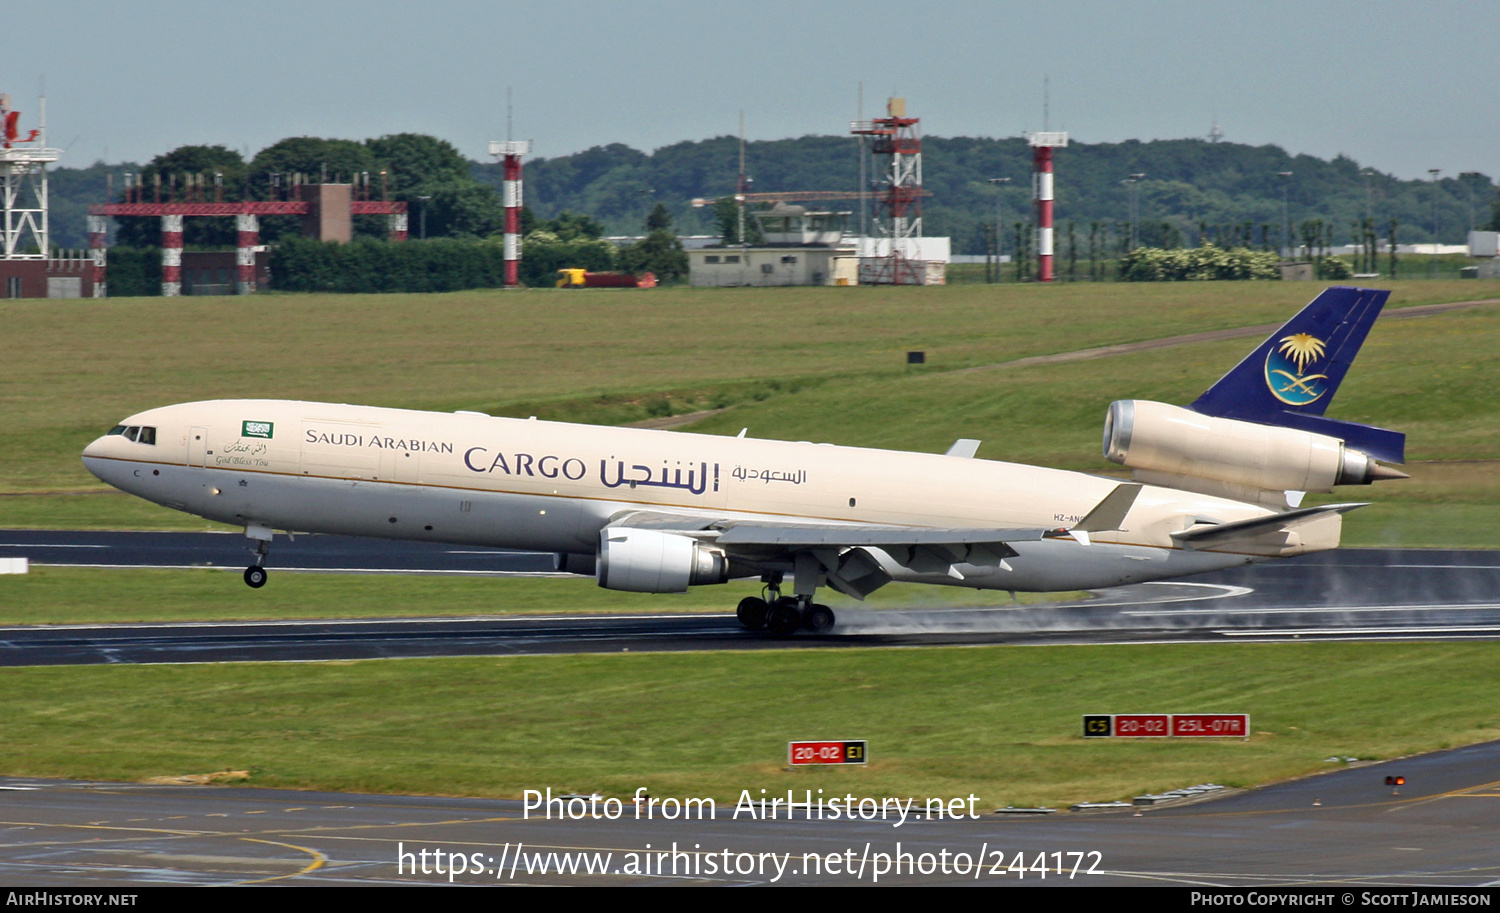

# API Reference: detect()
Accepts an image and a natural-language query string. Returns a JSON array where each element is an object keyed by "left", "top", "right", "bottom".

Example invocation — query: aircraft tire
[
  {"left": 736, "top": 596, "right": 769, "bottom": 630},
  {"left": 765, "top": 598, "right": 802, "bottom": 637},
  {"left": 802, "top": 604, "right": 835, "bottom": 634},
  {"left": 243, "top": 566, "right": 268, "bottom": 588}
]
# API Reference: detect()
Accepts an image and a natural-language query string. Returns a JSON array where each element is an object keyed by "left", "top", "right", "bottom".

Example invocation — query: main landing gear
[{"left": 736, "top": 578, "right": 835, "bottom": 636}]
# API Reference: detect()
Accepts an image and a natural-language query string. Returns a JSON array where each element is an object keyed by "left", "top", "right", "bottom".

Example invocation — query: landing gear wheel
[
  {"left": 736, "top": 596, "right": 769, "bottom": 630},
  {"left": 765, "top": 598, "right": 802, "bottom": 637},
  {"left": 802, "top": 603, "right": 835, "bottom": 634},
  {"left": 243, "top": 566, "right": 268, "bottom": 588}
]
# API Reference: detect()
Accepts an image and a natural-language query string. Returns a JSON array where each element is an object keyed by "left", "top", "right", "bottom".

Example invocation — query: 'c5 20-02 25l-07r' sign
[{"left": 1083, "top": 714, "right": 1249, "bottom": 739}]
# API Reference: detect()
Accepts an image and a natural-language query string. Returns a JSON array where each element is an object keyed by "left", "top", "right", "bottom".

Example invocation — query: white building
[
  {"left": 689, "top": 204, "right": 858, "bottom": 287},
  {"left": 688, "top": 203, "right": 951, "bottom": 287}
]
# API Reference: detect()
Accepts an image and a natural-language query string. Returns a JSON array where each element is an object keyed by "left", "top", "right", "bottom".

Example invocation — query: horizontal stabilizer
[{"left": 1170, "top": 503, "right": 1369, "bottom": 547}]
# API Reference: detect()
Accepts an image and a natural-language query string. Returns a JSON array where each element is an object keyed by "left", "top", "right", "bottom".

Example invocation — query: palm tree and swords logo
[{"left": 1265, "top": 332, "right": 1329, "bottom": 406}]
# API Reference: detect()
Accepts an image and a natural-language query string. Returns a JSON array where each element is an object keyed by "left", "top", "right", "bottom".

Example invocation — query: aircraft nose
[{"left": 81, "top": 435, "right": 113, "bottom": 482}]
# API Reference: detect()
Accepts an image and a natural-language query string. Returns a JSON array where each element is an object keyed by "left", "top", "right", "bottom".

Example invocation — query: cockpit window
[{"left": 114, "top": 425, "right": 156, "bottom": 444}]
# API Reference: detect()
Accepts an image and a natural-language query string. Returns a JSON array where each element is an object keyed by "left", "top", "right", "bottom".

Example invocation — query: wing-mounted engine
[
  {"left": 596, "top": 528, "right": 730, "bottom": 593},
  {"left": 1104, "top": 399, "right": 1406, "bottom": 502}
]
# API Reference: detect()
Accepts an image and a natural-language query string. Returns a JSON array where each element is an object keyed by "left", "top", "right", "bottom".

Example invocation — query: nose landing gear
[{"left": 242, "top": 524, "right": 272, "bottom": 589}]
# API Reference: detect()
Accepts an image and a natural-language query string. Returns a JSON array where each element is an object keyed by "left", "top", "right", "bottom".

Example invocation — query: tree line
[{"left": 42, "top": 132, "right": 1500, "bottom": 259}]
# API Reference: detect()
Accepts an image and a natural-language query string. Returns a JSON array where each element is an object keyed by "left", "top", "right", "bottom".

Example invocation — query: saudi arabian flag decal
[{"left": 242, "top": 420, "right": 275, "bottom": 439}]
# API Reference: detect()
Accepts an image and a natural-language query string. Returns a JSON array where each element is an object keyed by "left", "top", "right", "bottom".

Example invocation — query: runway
[
  {"left": 3, "top": 532, "right": 1500, "bottom": 665},
  {"left": 3, "top": 532, "right": 1499, "bottom": 887},
  {"left": 1, "top": 740, "right": 1497, "bottom": 886}
]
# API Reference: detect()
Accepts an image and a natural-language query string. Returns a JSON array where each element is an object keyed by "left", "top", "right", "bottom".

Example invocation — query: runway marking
[
  {"left": 1218, "top": 625, "right": 1500, "bottom": 636},
  {"left": 1129, "top": 602, "right": 1500, "bottom": 617},
  {"left": 0, "top": 612, "right": 733, "bottom": 633},
  {"left": 0, "top": 819, "right": 208, "bottom": 837},
  {"left": 26, "top": 563, "right": 569, "bottom": 577},
  {"left": 234, "top": 837, "right": 326, "bottom": 885},
  {"left": 0, "top": 543, "right": 108, "bottom": 548},
  {"left": 1086, "top": 582, "right": 1255, "bottom": 607},
  {"left": 1391, "top": 564, "right": 1500, "bottom": 570},
  {"left": 211, "top": 815, "right": 528, "bottom": 839}
]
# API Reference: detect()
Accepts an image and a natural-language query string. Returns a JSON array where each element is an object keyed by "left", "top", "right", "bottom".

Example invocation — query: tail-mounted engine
[{"left": 1104, "top": 400, "right": 1406, "bottom": 495}]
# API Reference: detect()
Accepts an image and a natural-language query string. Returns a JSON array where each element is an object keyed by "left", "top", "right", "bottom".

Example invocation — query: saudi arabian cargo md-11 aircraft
[{"left": 83, "top": 287, "right": 1407, "bottom": 636}]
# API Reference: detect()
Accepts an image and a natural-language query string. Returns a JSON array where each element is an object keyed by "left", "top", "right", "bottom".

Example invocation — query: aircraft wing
[
  {"left": 606, "top": 513, "right": 1051, "bottom": 598},
  {"left": 605, "top": 483, "right": 1143, "bottom": 598},
  {"left": 713, "top": 525, "right": 1045, "bottom": 549}
]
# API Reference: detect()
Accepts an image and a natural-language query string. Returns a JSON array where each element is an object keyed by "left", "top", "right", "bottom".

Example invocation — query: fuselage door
[{"left": 189, "top": 426, "right": 209, "bottom": 468}]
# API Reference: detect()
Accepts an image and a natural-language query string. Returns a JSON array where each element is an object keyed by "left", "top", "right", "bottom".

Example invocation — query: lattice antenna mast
[
  {"left": 850, "top": 97, "right": 922, "bottom": 241},
  {"left": 0, "top": 93, "right": 63, "bottom": 259}
]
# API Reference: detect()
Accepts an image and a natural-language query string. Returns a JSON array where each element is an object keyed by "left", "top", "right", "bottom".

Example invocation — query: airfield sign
[
  {"left": 1083, "top": 714, "right": 1249, "bottom": 739},
  {"left": 789, "top": 740, "right": 868, "bottom": 766}
]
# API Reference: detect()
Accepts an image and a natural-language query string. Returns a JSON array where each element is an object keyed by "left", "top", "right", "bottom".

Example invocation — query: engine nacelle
[
  {"left": 596, "top": 528, "right": 729, "bottom": 593},
  {"left": 1104, "top": 400, "right": 1389, "bottom": 493}
]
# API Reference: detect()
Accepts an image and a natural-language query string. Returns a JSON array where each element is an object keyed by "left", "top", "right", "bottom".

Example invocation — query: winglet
[
  {"left": 945, "top": 438, "right": 981, "bottom": 459},
  {"left": 1073, "top": 483, "right": 1143, "bottom": 533},
  {"left": 1058, "top": 483, "right": 1143, "bottom": 545}
]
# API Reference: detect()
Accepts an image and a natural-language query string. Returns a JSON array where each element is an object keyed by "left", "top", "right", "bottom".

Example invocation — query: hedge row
[
  {"left": 104, "top": 236, "right": 620, "bottom": 296},
  {"left": 1118, "top": 245, "right": 1281, "bottom": 281},
  {"left": 268, "top": 237, "right": 511, "bottom": 293},
  {"left": 104, "top": 247, "right": 164, "bottom": 297}
]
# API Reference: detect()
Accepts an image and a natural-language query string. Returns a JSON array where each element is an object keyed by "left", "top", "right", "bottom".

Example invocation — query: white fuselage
[{"left": 82, "top": 400, "right": 1342, "bottom": 592}]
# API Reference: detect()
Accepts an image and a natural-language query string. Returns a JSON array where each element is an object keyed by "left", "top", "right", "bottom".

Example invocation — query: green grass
[
  {"left": 0, "top": 566, "right": 1075, "bottom": 626},
  {"left": 6, "top": 280, "right": 1498, "bottom": 500},
  {"left": 0, "top": 642, "right": 1493, "bottom": 807},
  {"left": 5, "top": 282, "right": 1500, "bottom": 802},
  {"left": 8, "top": 281, "right": 1500, "bottom": 803}
]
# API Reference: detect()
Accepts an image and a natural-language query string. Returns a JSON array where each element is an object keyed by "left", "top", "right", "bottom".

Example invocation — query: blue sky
[{"left": 7, "top": 0, "right": 1497, "bottom": 181}]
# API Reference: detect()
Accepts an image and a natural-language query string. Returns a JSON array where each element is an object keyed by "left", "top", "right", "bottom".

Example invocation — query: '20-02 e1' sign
[{"left": 788, "top": 740, "right": 868, "bottom": 765}]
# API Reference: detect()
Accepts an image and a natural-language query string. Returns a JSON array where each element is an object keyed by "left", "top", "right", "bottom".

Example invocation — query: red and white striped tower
[
  {"left": 160, "top": 214, "right": 183, "bottom": 296},
  {"left": 235, "top": 213, "right": 258, "bottom": 295},
  {"left": 87, "top": 214, "right": 107, "bottom": 298},
  {"left": 489, "top": 140, "right": 531, "bottom": 287},
  {"left": 1028, "top": 131, "right": 1067, "bottom": 283}
]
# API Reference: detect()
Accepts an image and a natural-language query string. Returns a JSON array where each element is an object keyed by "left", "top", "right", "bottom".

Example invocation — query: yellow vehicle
[{"left": 556, "top": 269, "right": 656, "bottom": 288}]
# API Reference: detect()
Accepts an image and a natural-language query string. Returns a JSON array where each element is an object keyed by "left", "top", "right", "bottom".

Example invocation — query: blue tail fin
[{"left": 1190, "top": 287, "right": 1405, "bottom": 464}]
